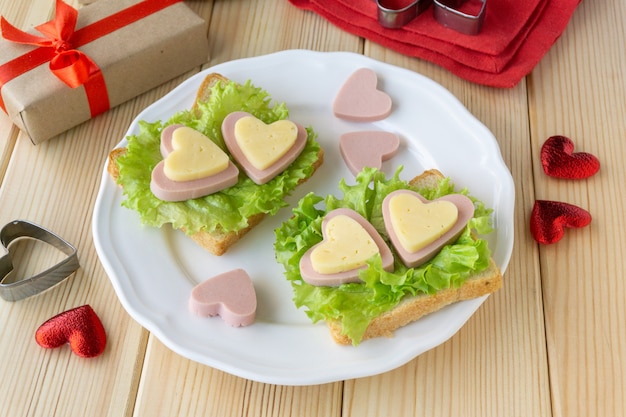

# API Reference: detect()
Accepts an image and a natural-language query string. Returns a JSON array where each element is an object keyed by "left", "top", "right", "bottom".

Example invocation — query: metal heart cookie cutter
[
  {"left": 0, "top": 220, "right": 79, "bottom": 301},
  {"left": 376, "top": 0, "right": 486, "bottom": 35}
]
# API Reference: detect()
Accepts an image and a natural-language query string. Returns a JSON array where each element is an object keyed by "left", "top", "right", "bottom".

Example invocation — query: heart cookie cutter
[
  {"left": 376, "top": 0, "right": 433, "bottom": 29},
  {"left": 375, "top": 0, "right": 486, "bottom": 35},
  {"left": 0, "top": 220, "right": 79, "bottom": 301}
]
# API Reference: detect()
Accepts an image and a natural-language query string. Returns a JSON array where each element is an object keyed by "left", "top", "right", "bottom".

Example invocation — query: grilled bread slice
[
  {"left": 325, "top": 169, "right": 502, "bottom": 345},
  {"left": 108, "top": 73, "right": 324, "bottom": 255}
]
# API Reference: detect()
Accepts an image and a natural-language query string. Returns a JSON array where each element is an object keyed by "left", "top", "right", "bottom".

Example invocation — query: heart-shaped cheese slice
[
  {"left": 151, "top": 125, "right": 239, "bottom": 201},
  {"left": 388, "top": 193, "right": 458, "bottom": 252},
  {"left": 234, "top": 116, "right": 297, "bottom": 170},
  {"left": 300, "top": 208, "right": 394, "bottom": 286},
  {"left": 222, "top": 111, "right": 308, "bottom": 184},
  {"left": 383, "top": 190, "right": 475, "bottom": 268},
  {"left": 310, "top": 214, "right": 379, "bottom": 274},
  {"left": 164, "top": 126, "right": 230, "bottom": 181}
]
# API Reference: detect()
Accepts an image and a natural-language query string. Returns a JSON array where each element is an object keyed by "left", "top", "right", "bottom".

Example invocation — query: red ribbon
[{"left": 0, "top": 0, "right": 182, "bottom": 117}]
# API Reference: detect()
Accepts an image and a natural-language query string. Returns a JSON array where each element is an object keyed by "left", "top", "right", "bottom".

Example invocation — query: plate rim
[{"left": 93, "top": 49, "right": 515, "bottom": 385}]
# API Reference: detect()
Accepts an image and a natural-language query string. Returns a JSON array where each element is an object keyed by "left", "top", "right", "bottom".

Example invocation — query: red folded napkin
[{"left": 289, "top": 0, "right": 581, "bottom": 88}]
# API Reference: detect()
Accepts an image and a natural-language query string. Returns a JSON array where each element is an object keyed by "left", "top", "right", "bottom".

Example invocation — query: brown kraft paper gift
[{"left": 0, "top": 0, "right": 209, "bottom": 144}]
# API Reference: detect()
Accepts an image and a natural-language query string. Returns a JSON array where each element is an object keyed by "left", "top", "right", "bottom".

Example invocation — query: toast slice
[
  {"left": 326, "top": 169, "right": 503, "bottom": 345},
  {"left": 108, "top": 73, "right": 324, "bottom": 256}
]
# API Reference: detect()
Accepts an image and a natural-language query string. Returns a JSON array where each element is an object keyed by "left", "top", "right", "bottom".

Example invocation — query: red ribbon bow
[
  {"left": 1, "top": 0, "right": 109, "bottom": 116},
  {"left": 0, "top": 0, "right": 182, "bottom": 118}
]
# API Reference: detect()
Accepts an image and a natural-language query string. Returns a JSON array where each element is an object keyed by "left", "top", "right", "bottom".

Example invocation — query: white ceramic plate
[{"left": 93, "top": 50, "right": 514, "bottom": 386}]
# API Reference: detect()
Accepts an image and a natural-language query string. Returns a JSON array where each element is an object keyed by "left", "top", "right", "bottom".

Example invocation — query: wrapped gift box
[{"left": 0, "top": 0, "right": 209, "bottom": 144}]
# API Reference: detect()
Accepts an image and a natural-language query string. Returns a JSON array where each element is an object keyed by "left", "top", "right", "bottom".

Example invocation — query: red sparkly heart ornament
[
  {"left": 541, "top": 135, "right": 600, "bottom": 179},
  {"left": 35, "top": 305, "right": 106, "bottom": 358},
  {"left": 530, "top": 200, "right": 592, "bottom": 244}
]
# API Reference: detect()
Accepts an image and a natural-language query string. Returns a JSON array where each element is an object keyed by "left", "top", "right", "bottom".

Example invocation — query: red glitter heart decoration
[
  {"left": 541, "top": 135, "right": 600, "bottom": 179},
  {"left": 530, "top": 200, "right": 592, "bottom": 244},
  {"left": 35, "top": 305, "right": 106, "bottom": 358}
]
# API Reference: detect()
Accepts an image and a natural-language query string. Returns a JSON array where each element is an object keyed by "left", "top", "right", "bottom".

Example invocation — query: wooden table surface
[{"left": 1, "top": 1, "right": 624, "bottom": 416}]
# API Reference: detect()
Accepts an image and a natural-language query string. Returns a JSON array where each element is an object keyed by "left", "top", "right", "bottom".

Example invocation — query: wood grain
[
  {"left": 1, "top": 0, "right": 624, "bottom": 416},
  {"left": 342, "top": 46, "right": 552, "bottom": 417},
  {"left": 528, "top": 1, "right": 626, "bottom": 416}
]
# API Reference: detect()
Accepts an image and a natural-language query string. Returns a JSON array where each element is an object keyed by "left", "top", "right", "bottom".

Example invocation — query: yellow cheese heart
[
  {"left": 388, "top": 193, "right": 459, "bottom": 253},
  {"left": 310, "top": 214, "right": 379, "bottom": 274},
  {"left": 164, "top": 127, "right": 229, "bottom": 182},
  {"left": 234, "top": 116, "right": 298, "bottom": 170}
]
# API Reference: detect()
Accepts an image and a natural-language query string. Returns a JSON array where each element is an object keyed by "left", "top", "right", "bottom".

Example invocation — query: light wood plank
[
  {"left": 132, "top": 1, "right": 357, "bottom": 416},
  {"left": 0, "top": 120, "right": 147, "bottom": 416},
  {"left": 0, "top": 0, "right": 56, "bottom": 185},
  {"left": 339, "top": 46, "right": 551, "bottom": 417},
  {"left": 205, "top": 0, "right": 362, "bottom": 66},
  {"left": 0, "top": 2, "right": 158, "bottom": 416},
  {"left": 529, "top": 1, "right": 626, "bottom": 416},
  {"left": 0, "top": 25, "right": 202, "bottom": 416},
  {"left": 0, "top": 113, "right": 18, "bottom": 182},
  {"left": 2, "top": 0, "right": 624, "bottom": 415},
  {"left": 0, "top": 0, "right": 54, "bottom": 27},
  {"left": 135, "top": 337, "right": 343, "bottom": 417}
]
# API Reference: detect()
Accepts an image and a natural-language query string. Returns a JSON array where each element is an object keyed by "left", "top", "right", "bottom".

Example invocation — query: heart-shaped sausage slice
[
  {"left": 383, "top": 190, "right": 475, "bottom": 268},
  {"left": 530, "top": 200, "right": 592, "bottom": 244},
  {"left": 151, "top": 124, "right": 239, "bottom": 201},
  {"left": 333, "top": 68, "right": 392, "bottom": 122},
  {"left": 541, "top": 135, "right": 600, "bottom": 179},
  {"left": 339, "top": 131, "right": 400, "bottom": 176},
  {"left": 189, "top": 268, "right": 257, "bottom": 327},
  {"left": 299, "top": 208, "right": 394, "bottom": 286},
  {"left": 35, "top": 305, "right": 106, "bottom": 358},
  {"left": 222, "top": 112, "right": 307, "bottom": 184}
]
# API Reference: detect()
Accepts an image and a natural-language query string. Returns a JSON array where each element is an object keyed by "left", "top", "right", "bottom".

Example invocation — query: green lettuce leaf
[
  {"left": 274, "top": 167, "right": 494, "bottom": 345},
  {"left": 115, "top": 79, "right": 322, "bottom": 235}
]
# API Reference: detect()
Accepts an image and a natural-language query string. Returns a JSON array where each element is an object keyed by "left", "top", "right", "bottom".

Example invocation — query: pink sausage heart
[
  {"left": 382, "top": 190, "right": 475, "bottom": 268},
  {"left": 540, "top": 135, "right": 600, "bottom": 179},
  {"left": 530, "top": 200, "right": 592, "bottom": 244},
  {"left": 333, "top": 68, "right": 392, "bottom": 122},
  {"left": 150, "top": 124, "right": 239, "bottom": 201},
  {"left": 221, "top": 112, "right": 307, "bottom": 184},
  {"left": 189, "top": 268, "right": 257, "bottom": 327},
  {"left": 299, "top": 208, "right": 394, "bottom": 287},
  {"left": 339, "top": 130, "right": 400, "bottom": 175},
  {"left": 35, "top": 305, "right": 107, "bottom": 358}
]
